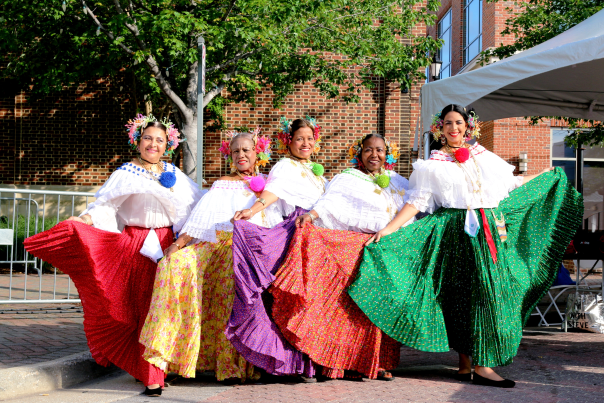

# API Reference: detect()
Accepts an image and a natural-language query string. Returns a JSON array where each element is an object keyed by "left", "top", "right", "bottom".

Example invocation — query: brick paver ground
[
  {"left": 0, "top": 304, "right": 86, "bottom": 368},
  {"left": 199, "top": 330, "right": 604, "bottom": 403}
]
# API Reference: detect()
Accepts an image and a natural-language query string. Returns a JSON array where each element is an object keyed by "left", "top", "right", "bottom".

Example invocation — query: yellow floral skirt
[{"left": 139, "top": 231, "right": 259, "bottom": 381}]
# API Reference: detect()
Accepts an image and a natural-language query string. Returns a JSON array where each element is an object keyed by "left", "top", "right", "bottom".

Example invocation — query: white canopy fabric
[{"left": 420, "top": 9, "right": 604, "bottom": 136}]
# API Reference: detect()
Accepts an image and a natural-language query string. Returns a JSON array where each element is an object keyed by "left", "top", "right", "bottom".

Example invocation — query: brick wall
[
  {"left": 1, "top": 77, "right": 137, "bottom": 187},
  {"left": 427, "top": 0, "right": 552, "bottom": 175}
]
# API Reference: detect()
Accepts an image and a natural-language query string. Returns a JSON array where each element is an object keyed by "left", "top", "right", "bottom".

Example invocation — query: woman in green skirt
[{"left": 348, "top": 104, "right": 583, "bottom": 388}]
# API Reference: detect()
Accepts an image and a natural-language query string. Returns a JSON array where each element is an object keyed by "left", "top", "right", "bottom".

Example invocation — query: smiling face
[
  {"left": 442, "top": 111, "right": 468, "bottom": 147},
  {"left": 139, "top": 126, "right": 168, "bottom": 163},
  {"left": 230, "top": 136, "right": 257, "bottom": 175},
  {"left": 361, "top": 136, "right": 386, "bottom": 174},
  {"left": 288, "top": 126, "right": 315, "bottom": 160}
]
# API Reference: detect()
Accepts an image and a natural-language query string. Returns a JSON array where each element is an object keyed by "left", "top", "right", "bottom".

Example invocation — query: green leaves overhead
[{"left": 1, "top": 0, "right": 440, "bottom": 124}]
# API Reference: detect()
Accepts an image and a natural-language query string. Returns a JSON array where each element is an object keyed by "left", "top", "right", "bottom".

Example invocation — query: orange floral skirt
[{"left": 271, "top": 225, "right": 401, "bottom": 379}]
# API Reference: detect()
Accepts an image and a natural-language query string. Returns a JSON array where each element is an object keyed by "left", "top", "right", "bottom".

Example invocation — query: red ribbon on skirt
[{"left": 479, "top": 208, "right": 498, "bottom": 264}]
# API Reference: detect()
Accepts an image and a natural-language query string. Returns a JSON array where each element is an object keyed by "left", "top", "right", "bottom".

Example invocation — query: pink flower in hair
[{"left": 219, "top": 140, "right": 231, "bottom": 160}]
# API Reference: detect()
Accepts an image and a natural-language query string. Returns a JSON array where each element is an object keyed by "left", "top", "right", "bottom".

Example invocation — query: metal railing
[{"left": 0, "top": 188, "right": 95, "bottom": 304}]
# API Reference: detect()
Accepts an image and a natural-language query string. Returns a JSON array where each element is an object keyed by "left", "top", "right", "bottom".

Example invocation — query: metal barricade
[{"left": 0, "top": 188, "right": 95, "bottom": 304}]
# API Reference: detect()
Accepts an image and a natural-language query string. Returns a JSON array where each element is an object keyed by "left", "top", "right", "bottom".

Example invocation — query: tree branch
[
  {"left": 221, "top": 0, "right": 237, "bottom": 22},
  {"left": 206, "top": 49, "right": 261, "bottom": 73},
  {"left": 81, "top": 0, "right": 134, "bottom": 54}
]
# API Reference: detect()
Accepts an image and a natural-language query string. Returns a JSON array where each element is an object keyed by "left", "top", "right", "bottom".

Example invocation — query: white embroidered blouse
[
  {"left": 180, "top": 175, "right": 284, "bottom": 244},
  {"left": 313, "top": 169, "right": 414, "bottom": 233},
  {"left": 407, "top": 143, "right": 525, "bottom": 213},
  {"left": 82, "top": 162, "right": 204, "bottom": 233},
  {"left": 264, "top": 158, "right": 328, "bottom": 215}
]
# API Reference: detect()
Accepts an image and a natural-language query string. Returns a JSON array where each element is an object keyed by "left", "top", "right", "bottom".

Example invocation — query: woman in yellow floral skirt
[{"left": 139, "top": 128, "right": 281, "bottom": 382}]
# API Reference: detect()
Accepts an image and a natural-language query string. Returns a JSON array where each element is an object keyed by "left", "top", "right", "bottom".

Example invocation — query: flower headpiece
[
  {"left": 348, "top": 135, "right": 400, "bottom": 171},
  {"left": 431, "top": 110, "right": 481, "bottom": 142},
  {"left": 276, "top": 116, "right": 322, "bottom": 154},
  {"left": 125, "top": 114, "right": 182, "bottom": 156},
  {"left": 219, "top": 126, "right": 272, "bottom": 169}
]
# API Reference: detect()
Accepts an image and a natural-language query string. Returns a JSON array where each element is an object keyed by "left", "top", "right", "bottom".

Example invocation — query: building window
[
  {"left": 552, "top": 129, "right": 604, "bottom": 230},
  {"left": 438, "top": 10, "right": 452, "bottom": 79},
  {"left": 463, "top": 0, "right": 482, "bottom": 65}
]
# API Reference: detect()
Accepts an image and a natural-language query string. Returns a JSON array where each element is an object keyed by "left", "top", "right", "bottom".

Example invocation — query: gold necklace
[
  {"left": 138, "top": 157, "right": 174, "bottom": 192},
  {"left": 292, "top": 159, "right": 326, "bottom": 193},
  {"left": 445, "top": 144, "right": 483, "bottom": 204}
]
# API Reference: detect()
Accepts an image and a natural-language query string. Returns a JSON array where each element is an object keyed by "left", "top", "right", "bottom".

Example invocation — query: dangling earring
[
  {"left": 230, "top": 162, "right": 236, "bottom": 173},
  {"left": 440, "top": 134, "right": 446, "bottom": 145}
]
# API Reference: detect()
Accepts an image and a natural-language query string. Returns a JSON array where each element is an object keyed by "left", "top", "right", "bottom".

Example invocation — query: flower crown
[
  {"left": 219, "top": 126, "right": 272, "bottom": 168},
  {"left": 125, "top": 114, "right": 181, "bottom": 156},
  {"left": 276, "top": 116, "right": 322, "bottom": 154},
  {"left": 348, "top": 136, "right": 400, "bottom": 170},
  {"left": 431, "top": 110, "right": 481, "bottom": 142}
]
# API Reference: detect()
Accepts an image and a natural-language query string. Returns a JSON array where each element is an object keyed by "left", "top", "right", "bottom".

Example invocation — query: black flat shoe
[
  {"left": 144, "top": 386, "right": 163, "bottom": 397},
  {"left": 454, "top": 372, "right": 472, "bottom": 382},
  {"left": 472, "top": 373, "right": 515, "bottom": 388}
]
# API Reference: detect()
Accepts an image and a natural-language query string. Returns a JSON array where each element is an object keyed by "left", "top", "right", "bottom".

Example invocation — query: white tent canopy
[{"left": 420, "top": 9, "right": 604, "bottom": 138}]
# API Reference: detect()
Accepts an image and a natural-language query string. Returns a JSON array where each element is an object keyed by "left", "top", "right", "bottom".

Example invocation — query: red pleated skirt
[
  {"left": 24, "top": 221, "right": 172, "bottom": 386},
  {"left": 271, "top": 225, "right": 401, "bottom": 379}
]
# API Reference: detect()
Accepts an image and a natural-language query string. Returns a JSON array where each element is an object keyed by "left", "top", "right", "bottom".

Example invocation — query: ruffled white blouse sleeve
[
  {"left": 264, "top": 158, "right": 328, "bottom": 215},
  {"left": 313, "top": 169, "right": 414, "bottom": 233},
  {"left": 180, "top": 175, "right": 283, "bottom": 244},
  {"left": 407, "top": 143, "right": 525, "bottom": 213},
  {"left": 81, "top": 162, "right": 204, "bottom": 233}
]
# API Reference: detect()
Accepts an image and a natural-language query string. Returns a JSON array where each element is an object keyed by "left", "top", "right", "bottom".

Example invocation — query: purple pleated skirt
[{"left": 225, "top": 208, "right": 315, "bottom": 377}]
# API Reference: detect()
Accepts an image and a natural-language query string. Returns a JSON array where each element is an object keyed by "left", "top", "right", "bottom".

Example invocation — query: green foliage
[
  {"left": 0, "top": 0, "right": 442, "bottom": 130},
  {"left": 484, "top": 0, "right": 604, "bottom": 147},
  {"left": 0, "top": 215, "right": 58, "bottom": 272}
]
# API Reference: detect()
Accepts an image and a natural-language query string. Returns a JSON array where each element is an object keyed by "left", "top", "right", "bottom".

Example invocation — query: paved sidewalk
[
  {"left": 0, "top": 304, "right": 86, "bottom": 368},
  {"left": 3, "top": 328, "right": 603, "bottom": 403}
]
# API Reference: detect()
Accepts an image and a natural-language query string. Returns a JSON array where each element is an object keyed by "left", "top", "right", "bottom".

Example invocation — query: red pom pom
[
  {"left": 249, "top": 176, "right": 266, "bottom": 192},
  {"left": 455, "top": 148, "right": 470, "bottom": 163}
]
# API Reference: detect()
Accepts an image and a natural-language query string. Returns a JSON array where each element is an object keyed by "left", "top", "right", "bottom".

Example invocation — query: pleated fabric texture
[
  {"left": 348, "top": 168, "right": 583, "bottom": 367},
  {"left": 225, "top": 208, "right": 316, "bottom": 377},
  {"left": 23, "top": 221, "right": 172, "bottom": 386},
  {"left": 140, "top": 231, "right": 258, "bottom": 382},
  {"left": 271, "top": 225, "right": 401, "bottom": 379}
]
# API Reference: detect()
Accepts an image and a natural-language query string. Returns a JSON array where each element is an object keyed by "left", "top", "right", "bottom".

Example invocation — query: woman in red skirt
[
  {"left": 24, "top": 115, "right": 203, "bottom": 397},
  {"left": 271, "top": 134, "right": 414, "bottom": 380}
]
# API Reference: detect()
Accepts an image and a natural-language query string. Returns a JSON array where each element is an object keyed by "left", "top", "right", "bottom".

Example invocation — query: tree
[
  {"left": 0, "top": 0, "right": 440, "bottom": 179},
  {"left": 484, "top": 0, "right": 604, "bottom": 148}
]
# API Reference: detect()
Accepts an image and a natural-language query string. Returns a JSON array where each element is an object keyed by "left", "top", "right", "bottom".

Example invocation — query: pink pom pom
[
  {"left": 249, "top": 176, "right": 266, "bottom": 192},
  {"left": 455, "top": 148, "right": 470, "bottom": 163}
]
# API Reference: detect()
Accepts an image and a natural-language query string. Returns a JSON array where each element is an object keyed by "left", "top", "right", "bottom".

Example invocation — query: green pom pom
[
  {"left": 375, "top": 174, "right": 390, "bottom": 189},
  {"left": 312, "top": 163, "right": 324, "bottom": 176}
]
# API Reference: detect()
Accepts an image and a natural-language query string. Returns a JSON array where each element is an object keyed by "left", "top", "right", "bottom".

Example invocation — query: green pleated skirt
[{"left": 348, "top": 168, "right": 583, "bottom": 367}]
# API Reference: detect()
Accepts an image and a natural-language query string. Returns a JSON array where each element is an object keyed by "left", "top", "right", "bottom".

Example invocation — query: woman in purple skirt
[{"left": 230, "top": 117, "right": 326, "bottom": 380}]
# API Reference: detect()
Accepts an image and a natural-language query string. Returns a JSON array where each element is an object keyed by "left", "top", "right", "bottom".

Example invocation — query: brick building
[
  {"left": 426, "top": 0, "right": 603, "bottom": 230},
  {"left": 0, "top": 59, "right": 424, "bottom": 191},
  {"left": 1, "top": 2, "right": 601, "bottom": 233}
]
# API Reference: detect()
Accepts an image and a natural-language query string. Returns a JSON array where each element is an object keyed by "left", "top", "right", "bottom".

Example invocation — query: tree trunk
[{"left": 180, "top": 116, "right": 199, "bottom": 182}]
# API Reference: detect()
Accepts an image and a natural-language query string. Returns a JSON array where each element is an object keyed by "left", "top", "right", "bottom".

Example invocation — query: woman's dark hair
[
  {"left": 429, "top": 104, "right": 477, "bottom": 151},
  {"left": 290, "top": 118, "right": 315, "bottom": 137},
  {"left": 438, "top": 104, "right": 475, "bottom": 125},
  {"left": 361, "top": 133, "right": 386, "bottom": 147},
  {"left": 142, "top": 121, "right": 168, "bottom": 140}
]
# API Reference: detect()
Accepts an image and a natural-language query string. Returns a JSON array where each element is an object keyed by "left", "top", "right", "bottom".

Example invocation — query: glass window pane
[
  {"left": 584, "top": 144, "right": 604, "bottom": 159},
  {"left": 468, "top": 2, "right": 480, "bottom": 42},
  {"left": 441, "top": 65, "right": 450, "bottom": 79},
  {"left": 583, "top": 161, "right": 604, "bottom": 230},
  {"left": 553, "top": 160, "right": 576, "bottom": 188},
  {"left": 441, "top": 32, "right": 450, "bottom": 65},
  {"left": 445, "top": 10, "right": 451, "bottom": 27},
  {"left": 552, "top": 129, "right": 576, "bottom": 158}
]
